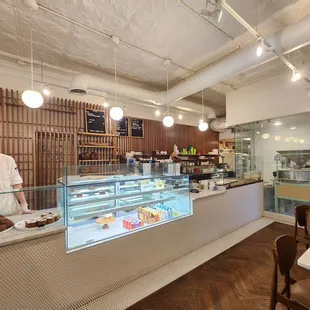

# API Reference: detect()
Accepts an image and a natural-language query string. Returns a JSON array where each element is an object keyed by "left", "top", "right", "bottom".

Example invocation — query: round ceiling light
[
  {"left": 274, "top": 135, "right": 282, "bottom": 141},
  {"left": 262, "top": 133, "right": 270, "bottom": 140},
  {"left": 155, "top": 110, "right": 160, "bottom": 116},
  {"left": 198, "top": 121, "right": 209, "bottom": 132},
  {"left": 22, "top": 90, "right": 43, "bottom": 108},
  {"left": 163, "top": 116, "right": 174, "bottom": 127},
  {"left": 300, "top": 139, "right": 305, "bottom": 144},
  {"left": 110, "top": 107, "right": 123, "bottom": 121},
  {"left": 103, "top": 101, "right": 109, "bottom": 108}
]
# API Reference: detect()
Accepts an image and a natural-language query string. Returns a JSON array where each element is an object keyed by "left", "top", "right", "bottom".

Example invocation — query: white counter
[
  {"left": 1, "top": 181, "right": 263, "bottom": 310},
  {"left": 0, "top": 209, "right": 66, "bottom": 247},
  {"left": 298, "top": 248, "right": 310, "bottom": 270},
  {"left": 190, "top": 188, "right": 226, "bottom": 201}
]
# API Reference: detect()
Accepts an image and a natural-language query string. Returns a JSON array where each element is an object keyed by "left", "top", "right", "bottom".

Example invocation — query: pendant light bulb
[
  {"left": 22, "top": 90, "right": 43, "bottom": 108},
  {"left": 110, "top": 106, "right": 123, "bottom": 121},
  {"left": 163, "top": 115, "right": 174, "bottom": 127},
  {"left": 199, "top": 121, "right": 209, "bottom": 132}
]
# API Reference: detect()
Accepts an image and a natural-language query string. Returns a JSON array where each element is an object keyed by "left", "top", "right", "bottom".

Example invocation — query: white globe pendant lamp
[
  {"left": 22, "top": 12, "right": 43, "bottom": 109},
  {"left": 199, "top": 121, "right": 209, "bottom": 132},
  {"left": 198, "top": 89, "right": 208, "bottom": 132},
  {"left": 163, "top": 60, "right": 174, "bottom": 128},
  {"left": 110, "top": 106, "right": 124, "bottom": 121},
  {"left": 110, "top": 47, "right": 123, "bottom": 121},
  {"left": 163, "top": 115, "right": 174, "bottom": 127}
]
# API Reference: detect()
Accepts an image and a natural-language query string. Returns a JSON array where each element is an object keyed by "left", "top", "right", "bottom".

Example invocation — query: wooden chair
[
  {"left": 270, "top": 235, "right": 310, "bottom": 310},
  {"left": 294, "top": 205, "right": 310, "bottom": 249}
]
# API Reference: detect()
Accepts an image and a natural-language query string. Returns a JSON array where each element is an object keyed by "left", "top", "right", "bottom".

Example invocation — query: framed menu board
[
  {"left": 85, "top": 109, "right": 106, "bottom": 134},
  {"left": 131, "top": 118, "right": 144, "bottom": 138},
  {"left": 117, "top": 117, "right": 129, "bottom": 136}
]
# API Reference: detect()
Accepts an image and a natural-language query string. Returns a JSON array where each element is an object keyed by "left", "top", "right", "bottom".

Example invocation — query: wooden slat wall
[
  {"left": 0, "top": 88, "right": 219, "bottom": 189},
  {"left": 119, "top": 118, "right": 219, "bottom": 155}
]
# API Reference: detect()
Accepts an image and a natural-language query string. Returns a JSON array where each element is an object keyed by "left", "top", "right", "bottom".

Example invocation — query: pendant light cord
[
  {"left": 30, "top": 10, "right": 34, "bottom": 90},
  {"left": 166, "top": 67, "right": 169, "bottom": 115},
  {"left": 201, "top": 89, "right": 204, "bottom": 120},
  {"left": 114, "top": 47, "right": 117, "bottom": 102}
]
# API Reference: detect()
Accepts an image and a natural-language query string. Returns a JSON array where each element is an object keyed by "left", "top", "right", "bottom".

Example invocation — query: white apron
[{"left": 0, "top": 154, "right": 23, "bottom": 216}]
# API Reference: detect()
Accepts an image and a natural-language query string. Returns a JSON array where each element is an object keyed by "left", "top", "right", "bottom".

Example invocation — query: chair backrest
[
  {"left": 295, "top": 205, "right": 310, "bottom": 227},
  {"left": 274, "top": 235, "right": 297, "bottom": 276},
  {"left": 306, "top": 209, "right": 310, "bottom": 235}
]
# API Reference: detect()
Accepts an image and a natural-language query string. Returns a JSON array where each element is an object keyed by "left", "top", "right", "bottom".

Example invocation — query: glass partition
[
  {"left": 0, "top": 185, "right": 64, "bottom": 237},
  {"left": 234, "top": 112, "right": 310, "bottom": 216}
]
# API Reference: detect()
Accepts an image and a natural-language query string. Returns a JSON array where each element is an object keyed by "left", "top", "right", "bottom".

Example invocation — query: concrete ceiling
[{"left": 1, "top": 0, "right": 310, "bottom": 117}]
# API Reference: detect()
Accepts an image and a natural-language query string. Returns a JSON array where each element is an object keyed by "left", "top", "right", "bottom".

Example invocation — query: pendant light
[
  {"left": 22, "top": 11, "right": 43, "bottom": 109},
  {"left": 110, "top": 47, "right": 123, "bottom": 121},
  {"left": 198, "top": 89, "right": 208, "bottom": 131},
  {"left": 163, "top": 61, "right": 174, "bottom": 127}
]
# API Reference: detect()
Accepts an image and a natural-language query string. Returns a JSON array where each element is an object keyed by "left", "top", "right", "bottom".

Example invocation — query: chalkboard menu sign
[
  {"left": 116, "top": 117, "right": 129, "bottom": 136},
  {"left": 85, "top": 109, "right": 106, "bottom": 134},
  {"left": 131, "top": 118, "right": 144, "bottom": 138}
]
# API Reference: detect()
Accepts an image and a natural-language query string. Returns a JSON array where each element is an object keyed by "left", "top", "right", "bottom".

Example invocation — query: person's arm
[
  {"left": 12, "top": 184, "right": 33, "bottom": 214},
  {"left": 10, "top": 158, "right": 33, "bottom": 214}
]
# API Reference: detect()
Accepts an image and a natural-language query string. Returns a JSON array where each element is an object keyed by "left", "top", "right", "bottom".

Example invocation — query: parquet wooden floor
[{"left": 127, "top": 222, "right": 310, "bottom": 310}]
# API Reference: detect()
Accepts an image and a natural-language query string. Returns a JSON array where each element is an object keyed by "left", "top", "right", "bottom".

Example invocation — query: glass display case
[{"left": 59, "top": 164, "right": 192, "bottom": 252}]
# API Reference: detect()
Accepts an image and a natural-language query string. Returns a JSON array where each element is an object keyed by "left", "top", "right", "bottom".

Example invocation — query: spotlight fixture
[
  {"left": 290, "top": 126, "right": 296, "bottom": 130},
  {"left": 274, "top": 135, "right": 282, "bottom": 141},
  {"left": 155, "top": 110, "right": 160, "bottom": 116},
  {"left": 256, "top": 39, "right": 264, "bottom": 57},
  {"left": 103, "top": 100, "right": 109, "bottom": 108},
  {"left": 274, "top": 121, "right": 282, "bottom": 126},
  {"left": 201, "top": 0, "right": 222, "bottom": 23},
  {"left": 256, "top": 131, "right": 260, "bottom": 134},
  {"left": 243, "top": 138, "right": 251, "bottom": 141},
  {"left": 178, "top": 114, "right": 183, "bottom": 120},
  {"left": 43, "top": 84, "right": 51, "bottom": 96},
  {"left": 291, "top": 69, "right": 301, "bottom": 82},
  {"left": 22, "top": 12, "right": 43, "bottom": 108},
  {"left": 300, "top": 139, "right": 305, "bottom": 144}
]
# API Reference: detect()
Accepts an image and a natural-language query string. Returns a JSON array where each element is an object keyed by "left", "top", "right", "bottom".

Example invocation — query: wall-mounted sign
[
  {"left": 116, "top": 117, "right": 129, "bottom": 136},
  {"left": 85, "top": 109, "right": 106, "bottom": 134},
  {"left": 131, "top": 118, "right": 144, "bottom": 138}
]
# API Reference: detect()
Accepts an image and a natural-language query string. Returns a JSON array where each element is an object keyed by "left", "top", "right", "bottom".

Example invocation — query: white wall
[
  {"left": 0, "top": 60, "right": 202, "bottom": 127},
  {"left": 226, "top": 65, "right": 310, "bottom": 126}
]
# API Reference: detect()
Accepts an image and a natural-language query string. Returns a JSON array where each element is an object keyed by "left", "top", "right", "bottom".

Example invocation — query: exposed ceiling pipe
[
  {"left": 166, "top": 14, "right": 310, "bottom": 102},
  {"left": 22, "top": 0, "right": 39, "bottom": 10},
  {"left": 69, "top": 74, "right": 216, "bottom": 118},
  {"left": 70, "top": 15, "right": 310, "bottom": 119}
]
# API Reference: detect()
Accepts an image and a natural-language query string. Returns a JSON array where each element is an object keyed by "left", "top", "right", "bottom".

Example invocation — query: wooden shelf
[
  {"left": 78, "top": 132, "right": 117, "bottom": 137},
  {"left": 79, "top": 159, "right": 118, "bottom": 162},
  {"left": 78, "top": 145, "right": 115, "bottom": 149}
]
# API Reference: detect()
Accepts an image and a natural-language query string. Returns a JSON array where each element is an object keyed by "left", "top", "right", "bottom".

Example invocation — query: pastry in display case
[{"left": 59, "top": 168, "right": 192, "bottom": 252}]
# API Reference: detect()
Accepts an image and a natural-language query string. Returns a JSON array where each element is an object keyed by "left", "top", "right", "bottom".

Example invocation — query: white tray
[
  {"left": 0, "top": 225, "right": 14, "bottom": 235},
  {"left": 15, "top": 218, "right": 62, "bottom": 231}
]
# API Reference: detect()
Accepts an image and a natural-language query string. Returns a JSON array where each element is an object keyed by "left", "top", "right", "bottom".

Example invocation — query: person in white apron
[{"left": 0, "top": 153, "right": 33, "bottom": 216}]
